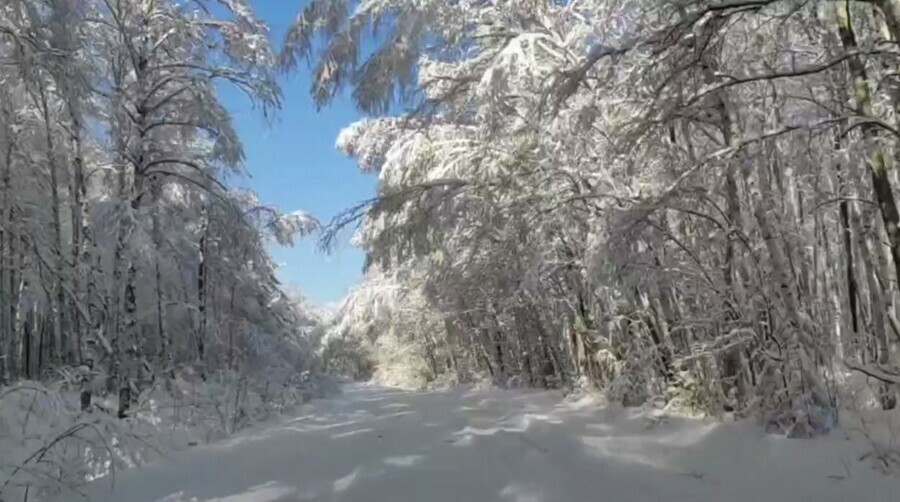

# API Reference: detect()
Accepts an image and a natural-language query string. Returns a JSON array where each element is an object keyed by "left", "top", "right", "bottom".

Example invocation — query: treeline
[
  {"left": 0, "top": 0, "right": 318, "bottom": 418},
  {"left": 305, "top": 0, "right": 900, "bottom": 437}
]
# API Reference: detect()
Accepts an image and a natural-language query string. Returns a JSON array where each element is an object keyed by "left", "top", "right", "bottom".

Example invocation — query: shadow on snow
[{"left": 76, "top": 383, "right": 900, "bottom": 502}]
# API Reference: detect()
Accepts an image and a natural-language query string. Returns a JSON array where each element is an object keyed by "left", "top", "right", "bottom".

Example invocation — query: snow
[{"left": 69, "top": 384, "right": 900, "bottom": 502}]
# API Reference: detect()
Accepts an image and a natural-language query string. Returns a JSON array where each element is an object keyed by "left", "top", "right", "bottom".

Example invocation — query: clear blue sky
[{"left": 220, "top": 0, "right": 377, "bottom": 306}]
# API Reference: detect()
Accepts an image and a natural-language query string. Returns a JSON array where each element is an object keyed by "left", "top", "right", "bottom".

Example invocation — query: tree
[
  {"left": 0, "top": 0, "right": 318, "bottom": 412},
  {"left": 294, "top": 0, "right": 900, "bottom": 434}
]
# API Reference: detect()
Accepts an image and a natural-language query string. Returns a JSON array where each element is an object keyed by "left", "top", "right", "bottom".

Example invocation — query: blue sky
[{"left": 220, "top": 0, "right": 377, "bottom": 306}]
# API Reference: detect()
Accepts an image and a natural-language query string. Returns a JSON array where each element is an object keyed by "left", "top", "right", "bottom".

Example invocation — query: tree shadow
[{"left": 75, "top": 384, "right": 900, "bottom": 502}]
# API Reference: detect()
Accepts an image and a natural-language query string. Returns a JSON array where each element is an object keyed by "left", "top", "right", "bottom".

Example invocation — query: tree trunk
[
  {"left": 36, "top": 83, "right": 67, "bottom": 368},
  {"left": 835, "top": 2, "right": 899, "bottom": 409},
  {"left": 9, "top": 233, "right": 23, "bottom": 380},
  {"left": 0, "top": 133, "right": 10, "bottom": 381},
  {"left": 197, "top": 208, "right": 208, "bottom": 375},
  {"left": 69, "top": 126, "right": 88, "bottom": 366},
  {"left": 23, "top": 305, "right": 33, "bottom": 380}
]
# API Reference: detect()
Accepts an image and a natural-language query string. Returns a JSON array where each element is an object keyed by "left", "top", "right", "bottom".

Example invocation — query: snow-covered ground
[{"left": 70, "top": 384, "right": 900, "bottom": 502}]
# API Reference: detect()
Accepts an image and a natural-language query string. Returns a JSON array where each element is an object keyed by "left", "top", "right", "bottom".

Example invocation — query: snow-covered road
[{"left": 78, "top": 384, "right": 899, "bottom": 502}]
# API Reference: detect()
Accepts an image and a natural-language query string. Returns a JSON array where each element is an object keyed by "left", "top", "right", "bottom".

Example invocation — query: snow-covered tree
[
  {"left": 0, "top": 1, "right": 327, "bottom": 497},
  {"left": 293, "top": 0, "right": 900, "bottom": 437}
]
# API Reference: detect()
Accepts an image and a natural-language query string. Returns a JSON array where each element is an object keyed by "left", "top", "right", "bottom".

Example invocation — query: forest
[
  {"left": 316, "top": 0, "right": 900, "bottom": 433},
  {"left": 3, "top": 0, "right": 900, "bottom": 500},
  {"left": 0, "top": 1, "right": 325, "bottom": 499}
]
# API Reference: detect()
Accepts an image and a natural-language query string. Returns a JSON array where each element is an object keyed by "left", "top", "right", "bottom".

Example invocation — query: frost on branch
[
  {"left": 0, "top": 1, "right": 326, "bottom": 497},
  {"left": 300, "top": 0, "right": 900, "bottom": 437},
  {"left": 336, "top": 118, "right": 403, "bottom": 173},
  {"left": 270, "top": 211, "right": 321, "bottom": 246}
]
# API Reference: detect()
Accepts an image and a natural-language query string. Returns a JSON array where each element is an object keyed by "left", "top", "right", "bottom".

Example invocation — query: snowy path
[{"left": 77, "top": 384, "right": 899, "bottom": 502}]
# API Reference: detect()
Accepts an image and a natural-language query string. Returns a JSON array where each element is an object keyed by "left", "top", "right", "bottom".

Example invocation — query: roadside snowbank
[{"left": 0, "top": 372, "right": 339, "bottom": 501}]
